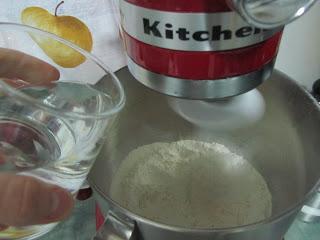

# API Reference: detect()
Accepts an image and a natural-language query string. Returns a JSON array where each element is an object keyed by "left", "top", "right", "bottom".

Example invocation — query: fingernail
[
  {"left": 50, "top": 189, "right": 61, "bottom": 215},
  {"left": 46, "top": 187, "right": 74, "bottom": 222}
]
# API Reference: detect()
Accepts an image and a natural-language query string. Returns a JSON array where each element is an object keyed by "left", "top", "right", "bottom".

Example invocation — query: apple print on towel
[{"left": 21, "top": 1, "right": 93, "bottom": 68}]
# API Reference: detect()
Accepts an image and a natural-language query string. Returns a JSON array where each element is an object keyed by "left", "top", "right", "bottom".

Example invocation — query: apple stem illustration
[{"left": 55, "top": 1, "right": 65, "bottom": 17}]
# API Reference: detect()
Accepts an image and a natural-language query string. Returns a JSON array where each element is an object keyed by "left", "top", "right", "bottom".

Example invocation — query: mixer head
[{"left": 119, "top": 0, "right": 316, "bottom": 100}]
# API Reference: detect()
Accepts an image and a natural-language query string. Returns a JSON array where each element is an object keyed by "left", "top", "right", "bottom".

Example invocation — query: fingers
[
  {"left": 0, "top": 48, "right": 60, "bottom": 84},
  {"left": 0, "top": 174, "right": 74, "bottom": 227}
]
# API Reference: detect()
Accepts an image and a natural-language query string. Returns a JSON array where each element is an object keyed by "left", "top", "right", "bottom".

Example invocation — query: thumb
[{"left": 0, "top": 173, "right": 74, "bottom": 227}]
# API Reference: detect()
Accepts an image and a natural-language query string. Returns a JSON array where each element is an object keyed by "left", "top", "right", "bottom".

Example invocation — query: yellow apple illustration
[{"left": 21, "top": 1, "right": 93, "bottom": 68}]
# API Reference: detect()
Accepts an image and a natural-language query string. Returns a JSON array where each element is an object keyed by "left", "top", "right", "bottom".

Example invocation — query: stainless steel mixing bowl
[{"left": 89, "top": 68, "right": 320, "bottom": 240}]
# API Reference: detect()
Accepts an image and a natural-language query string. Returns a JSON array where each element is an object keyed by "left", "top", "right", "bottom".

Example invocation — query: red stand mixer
[
  {"left": 91, "top": 1, "right": 320, "bottom": 240},
  {"left": 120, "top": 0, "right": 316, "bottom": 99}
]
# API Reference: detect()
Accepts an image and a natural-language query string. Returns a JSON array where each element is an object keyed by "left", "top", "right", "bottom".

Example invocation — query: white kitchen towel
[{"left": 0, "top": 0, "right": 127, "bottom": 72}]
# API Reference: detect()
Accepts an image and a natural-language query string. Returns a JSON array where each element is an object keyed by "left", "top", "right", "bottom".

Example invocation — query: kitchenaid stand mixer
[
  {"left": 120, "top": 0, "right": 317, "bottom": 100},
  {"left": 117, "top": 0, "right": 318, "bottom": 130},
  {"left": 90, "top": 1, "right": 320, "bottom": 240}
]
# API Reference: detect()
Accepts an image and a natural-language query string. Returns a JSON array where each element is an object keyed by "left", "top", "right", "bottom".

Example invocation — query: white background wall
[{"left": 275, "top": 1, "right": 320, "bottom": 89}]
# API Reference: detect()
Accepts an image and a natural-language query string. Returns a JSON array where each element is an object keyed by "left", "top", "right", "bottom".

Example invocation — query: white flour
[{"left": 110, "top": 140, "right": 272, "bottom": 228}]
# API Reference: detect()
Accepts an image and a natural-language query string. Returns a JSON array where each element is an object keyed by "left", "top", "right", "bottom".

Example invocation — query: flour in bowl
[{"left": 110, "top": 140, "right": 272, "bottom": 228}]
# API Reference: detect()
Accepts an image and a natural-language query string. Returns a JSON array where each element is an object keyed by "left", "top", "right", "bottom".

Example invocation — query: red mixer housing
[{"left": 120, "top": 0, "right": 283, "bottom": 99}]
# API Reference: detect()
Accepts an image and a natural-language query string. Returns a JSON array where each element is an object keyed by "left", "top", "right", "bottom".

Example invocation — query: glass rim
[{"left": 0, "top": 22, "right": 126, "bottom": 120}]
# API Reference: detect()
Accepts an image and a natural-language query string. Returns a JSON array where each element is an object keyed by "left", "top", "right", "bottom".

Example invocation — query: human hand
[{"left": 0, "top": 48, "right": 74, "bottom": 227}]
